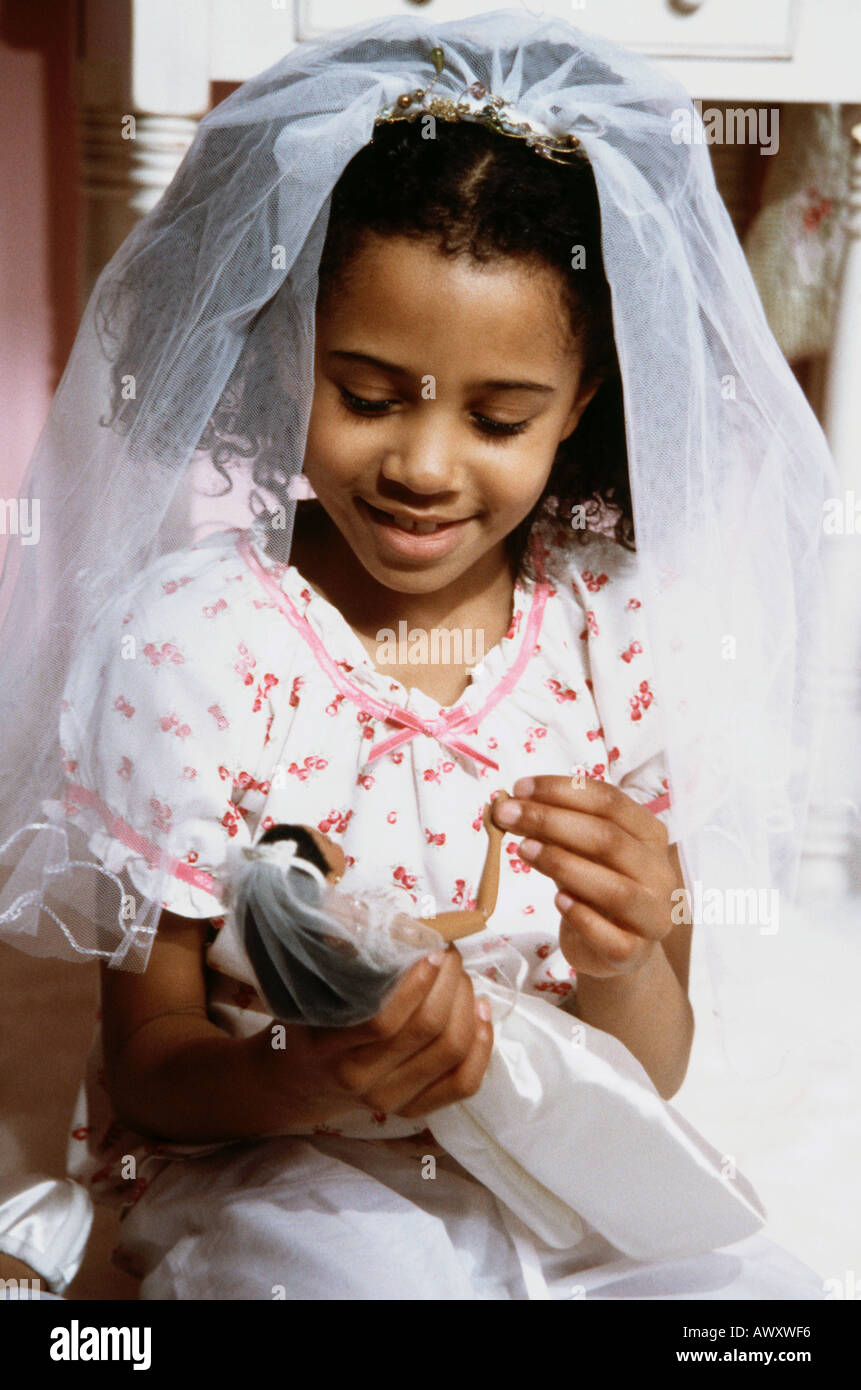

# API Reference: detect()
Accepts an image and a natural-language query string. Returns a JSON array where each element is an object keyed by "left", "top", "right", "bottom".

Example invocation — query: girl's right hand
[{"left": 255, "top": 947, "right": 494, "bottom": 1125}]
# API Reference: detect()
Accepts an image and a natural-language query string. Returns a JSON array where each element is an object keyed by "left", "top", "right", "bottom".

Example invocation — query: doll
[{"left": 237, "top": 795, "right": 509, "bottom": 1027}]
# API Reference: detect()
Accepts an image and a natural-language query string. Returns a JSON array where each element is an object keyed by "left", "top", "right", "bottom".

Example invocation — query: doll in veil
[{"left": 0, "top": 11, "right": 836, "bottom": 1299}]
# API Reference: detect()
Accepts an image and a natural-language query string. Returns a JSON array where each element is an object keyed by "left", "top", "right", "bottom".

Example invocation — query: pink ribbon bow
[{"left": 366, "top": 704, "right": 499, "bottom": 770}]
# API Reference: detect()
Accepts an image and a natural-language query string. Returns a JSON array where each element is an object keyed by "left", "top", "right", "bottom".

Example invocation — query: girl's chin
[{"left": 359, "top": 546, "right": 472, "bottom": 593}]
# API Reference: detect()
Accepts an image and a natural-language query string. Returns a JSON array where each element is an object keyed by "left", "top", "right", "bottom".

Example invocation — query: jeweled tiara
[{"left": 374, "top": 45, "right": 585, "bottom": 167}]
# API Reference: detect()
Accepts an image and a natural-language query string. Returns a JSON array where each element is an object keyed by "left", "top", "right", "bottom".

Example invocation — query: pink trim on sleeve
[{"left": 65, "top": 783, "right": 224, "bottom": 900}]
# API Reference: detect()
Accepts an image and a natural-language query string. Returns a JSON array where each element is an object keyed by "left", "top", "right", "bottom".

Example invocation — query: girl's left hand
[{"left": 491, "top": 775, "right": 680, "bottom": 980}]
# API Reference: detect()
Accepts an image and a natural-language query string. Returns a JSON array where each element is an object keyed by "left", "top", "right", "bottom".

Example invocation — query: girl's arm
[
  {"left": 493, "top": 778, "right": 694, "bottom": 1100},
  {"left": 571, "top": 843, "right": 693, "bottom": 1100},
  {"left": 101, "top": 911, "right": 291, "bottom": 1143},
  {"left": 101, "top": 911, "right": 493, "bottom": 1144}
]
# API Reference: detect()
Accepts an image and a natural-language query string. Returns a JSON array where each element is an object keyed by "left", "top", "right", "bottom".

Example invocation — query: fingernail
[
  {"left": 555, "top": 891, "right": 574, "bottom": 913},
  {"left": 518, "top": 838, "right": 540, "bottom": 860},
  {"left": 493, "top": 799, "right": 520, "bottom": 827},
  {"left": 476, "top": 997, "right": 492, "bottom": 1022},
  {"left": 427, "top": 950, "right": 446, "bottom": 967},
  {"left": 512, "top": 778, "right": 534, "bottom": 797}
]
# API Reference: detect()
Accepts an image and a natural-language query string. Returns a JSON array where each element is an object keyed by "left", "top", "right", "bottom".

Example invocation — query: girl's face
[{"left": 303, "top": 233, "right": 598, "bottom": 596}]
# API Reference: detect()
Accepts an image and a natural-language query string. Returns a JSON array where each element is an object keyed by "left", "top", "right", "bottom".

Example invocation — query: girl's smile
[{"left": 357, "top": 497, "right": 477, "bottom": 560}]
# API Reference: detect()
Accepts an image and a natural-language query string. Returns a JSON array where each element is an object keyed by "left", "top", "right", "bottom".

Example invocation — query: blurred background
[{"left": 1, "top": 0, "right": 859, "bottom": 1299}]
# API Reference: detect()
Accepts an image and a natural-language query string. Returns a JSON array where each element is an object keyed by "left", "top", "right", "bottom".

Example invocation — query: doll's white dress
[{"left": 57, "top": 527, "right": 823, "bottom": 1300}]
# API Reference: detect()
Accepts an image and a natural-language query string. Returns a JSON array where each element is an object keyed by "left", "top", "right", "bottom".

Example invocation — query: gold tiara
[{"left": 374, "top": 45, "right": 585, "bottom": 167}]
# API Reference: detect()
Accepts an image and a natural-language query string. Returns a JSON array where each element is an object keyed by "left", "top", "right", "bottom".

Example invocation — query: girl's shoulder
[
  {"left": 64, "top": 532, "right": 313, "bottom": 747},
  {"left": 531, "top": 528, "right": 670, "bottom": 815},
  {"left": 100, "top": 533, "right": 260, "bottom": 631},
  {"left": 538, "top": 526, "right": 646, "bottom": 633},
  {"left": 58, "top": 533, "right": 296, "bottom": 926},
  {"left": 82, "top": 531, "right": 306, "bottom": 663},
  {"left": 548, "top": 526, "right": 641, "bottom": 593}
]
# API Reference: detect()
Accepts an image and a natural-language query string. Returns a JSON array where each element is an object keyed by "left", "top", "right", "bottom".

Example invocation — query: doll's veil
[{"left": 0, "top": 10, "right": 837, "bottom": 1071}]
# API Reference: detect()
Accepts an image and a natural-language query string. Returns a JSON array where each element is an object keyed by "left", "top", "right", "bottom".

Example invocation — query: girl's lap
[
  {"left": 117, "top": 1138, "right": 825, "bottom": 1302},
  {"left": 120, "top": 1136, "right": 518, "bottom": 1300}
]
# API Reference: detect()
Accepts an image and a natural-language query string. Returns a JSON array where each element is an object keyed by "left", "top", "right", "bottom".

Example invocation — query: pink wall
[{"left": 0, "top": 1, "right": 79, "bottom": 514}]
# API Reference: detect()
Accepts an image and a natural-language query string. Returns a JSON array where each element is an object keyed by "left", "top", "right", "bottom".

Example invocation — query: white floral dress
[{"left": 57, "top": 527, "right": 822, "bottom": 1299}]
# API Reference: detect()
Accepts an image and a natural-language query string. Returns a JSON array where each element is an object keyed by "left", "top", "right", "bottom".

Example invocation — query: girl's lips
[{"left": 357, "top": 498, "right": 475, "bottom": 561}]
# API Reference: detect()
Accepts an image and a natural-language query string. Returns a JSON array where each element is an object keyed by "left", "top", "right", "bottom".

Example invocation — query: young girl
[{"left": 0, "top": 13, "right": 833, "bottom": 1299}]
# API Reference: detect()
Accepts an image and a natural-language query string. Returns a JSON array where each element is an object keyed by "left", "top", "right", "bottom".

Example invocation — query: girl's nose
[{"left": 379, "top": 415, "right": 464, "bottom": 495}]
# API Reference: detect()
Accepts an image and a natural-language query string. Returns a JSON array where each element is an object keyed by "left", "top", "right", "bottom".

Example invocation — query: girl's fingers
[
  {"left": 329, "top": 950, "right": 472, "bottom": 1093},
  {"left": 358, "top": 973, "right": 482, "bottom": 1113},
  {"left": 313, "top": 950, "right": 451, "bottom": 1060},
  {"left": 392, "top": 1008, "right": 495, "bottom": 1119},
  {"left": 501, "top": 775, "right": 667, "bottom": 848},
  {"left": 555, "top": 892, "right": 652, "bottom": 973},
  {"left": 520, "top": 838, "right": 667, "bottom": 941},
  {"left": 496, "top": 797, "right": 646, "bottom": 879}
]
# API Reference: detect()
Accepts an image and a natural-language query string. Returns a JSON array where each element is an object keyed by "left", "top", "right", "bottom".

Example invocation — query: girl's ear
[{"left": 560, "top": 374, "right": 604, "bottom": 442}]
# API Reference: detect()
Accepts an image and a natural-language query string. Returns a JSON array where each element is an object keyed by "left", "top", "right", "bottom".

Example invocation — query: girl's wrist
[
  {"left": 572, "top": 944, "right": 658, "bottom": 992},
  {"left": 246, "top": 1024, "right": 354, "bottom": 1132},
  {"left": 574, "top": 946, "right": 693, "bottom": 1099},
  {"left": 114, "top": 1022, "right": 335, "bottom": 1144}
]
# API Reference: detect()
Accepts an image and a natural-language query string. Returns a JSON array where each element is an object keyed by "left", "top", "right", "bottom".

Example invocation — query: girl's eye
[
  {"left": 472, "top": 413, "right": 530, "bottom": 439},
  {"left": 338, "top": 389, "right": 529, "bottom": 438},
  {"left": 339, "top": 387, "right": 398, "bottom": 415}
]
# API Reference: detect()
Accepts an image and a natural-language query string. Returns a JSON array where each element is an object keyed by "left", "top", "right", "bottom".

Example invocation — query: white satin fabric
[
  {"left": 0, "top": 1174, "right": 93, "bottom": 1295},
  {"left": 427, "top": 964, "right": 765, "bottom": 1260},
  {"left": 115, "top": 1136, "right": 824, "bottom": 1301}
]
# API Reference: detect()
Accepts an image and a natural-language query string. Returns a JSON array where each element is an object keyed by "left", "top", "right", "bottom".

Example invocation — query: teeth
[
  {"left": 380, "top": 509, "right": 442, "bottom": 534},
  {"left": 367, "top": 502, "right": 453, "bottom": 535}
]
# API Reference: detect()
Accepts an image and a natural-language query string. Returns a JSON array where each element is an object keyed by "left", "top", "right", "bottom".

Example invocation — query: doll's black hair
[
  {"left": 257, "top": 823, "right": 330, "bottom": 878},
  {"left": 310, "top": 119, "right": 634, "bottom": 572}
]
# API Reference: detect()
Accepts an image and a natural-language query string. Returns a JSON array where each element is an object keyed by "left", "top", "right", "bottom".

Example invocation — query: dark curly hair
[{"left": 101, "top": 117, "right": 635, "bottom": 571}]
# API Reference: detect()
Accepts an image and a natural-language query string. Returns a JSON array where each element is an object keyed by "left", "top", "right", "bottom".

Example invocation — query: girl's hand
[
  {"left": 492, "top": 775, "right": 679, "bottom": 980},
  {"left": 258, "top": 948, "right": 494, "bottom": 1123}
]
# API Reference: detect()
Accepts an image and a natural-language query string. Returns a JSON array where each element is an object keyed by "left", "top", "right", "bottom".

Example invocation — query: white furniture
[{"left": 76, "top": 0, "right": 861, "bottom": 893}]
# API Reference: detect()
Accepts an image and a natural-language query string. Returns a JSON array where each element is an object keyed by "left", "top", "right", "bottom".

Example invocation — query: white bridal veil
[{"left": 0, "top": 10, "right": 838, "bottom": 1071}]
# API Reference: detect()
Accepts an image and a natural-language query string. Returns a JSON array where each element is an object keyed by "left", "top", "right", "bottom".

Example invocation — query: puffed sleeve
[
  {"left": 56, "top": 543, "right": 278, "bottom": 921},
  {"left": 566, "top": 532, "right": 673, "bottom": 835}
]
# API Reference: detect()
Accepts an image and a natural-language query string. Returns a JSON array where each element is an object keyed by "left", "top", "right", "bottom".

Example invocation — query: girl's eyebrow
[
  {"left": 481, "top": 378, "right": 555, "bottom": 394},
  {"left": 329, "top": 350, "right": 555, "bottom": 393}
]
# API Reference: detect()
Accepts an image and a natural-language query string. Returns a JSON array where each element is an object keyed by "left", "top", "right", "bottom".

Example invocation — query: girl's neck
[{"left": 288, "top": 502, "right": 518, "bottom": 706}]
